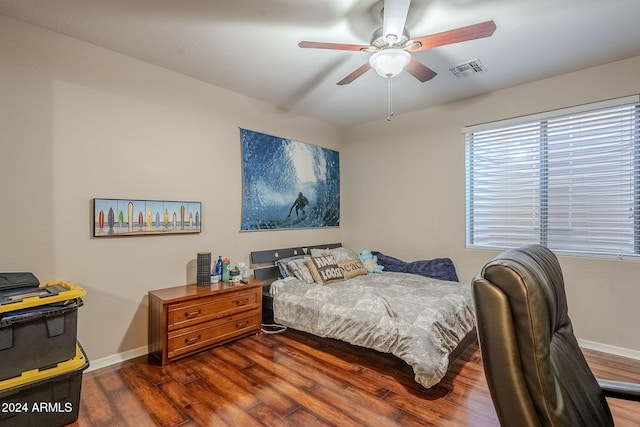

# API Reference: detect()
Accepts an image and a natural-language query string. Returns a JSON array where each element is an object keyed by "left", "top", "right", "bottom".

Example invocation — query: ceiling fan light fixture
[{"left": 369, "top": 48, "right": 411, "bottom": 78}]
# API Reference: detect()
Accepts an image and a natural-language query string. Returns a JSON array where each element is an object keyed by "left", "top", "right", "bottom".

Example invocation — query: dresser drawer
[
  {"left": 149, "top": 278, "right": 263, "bottom": 365},
  {"left": 167, "top": 288, "right": 259, "bottom": 330},
  {"left": 167, "top": 310, "right": 260, "bottom": 359}
]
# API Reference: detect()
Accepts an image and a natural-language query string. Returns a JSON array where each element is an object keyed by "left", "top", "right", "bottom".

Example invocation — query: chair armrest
[{"left": 598, "top": 379, "right": 640, "bottom": 401}]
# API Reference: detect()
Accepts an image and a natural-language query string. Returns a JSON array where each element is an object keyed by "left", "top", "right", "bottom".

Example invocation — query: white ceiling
[{"left": 2, "top": 0, "right": 640, "bottom": 128}]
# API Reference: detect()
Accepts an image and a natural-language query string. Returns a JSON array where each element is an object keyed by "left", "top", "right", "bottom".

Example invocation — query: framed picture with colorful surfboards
[{"left": 93, "top": 198, "right": 201, "bottom": 237}]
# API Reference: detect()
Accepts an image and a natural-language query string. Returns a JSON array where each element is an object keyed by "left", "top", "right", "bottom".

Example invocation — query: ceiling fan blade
[
  {"left": 407, "top": 20, "right": 497, "bottom": 52},
  {"left": 405, "top": 58, "right": 437, "bottom": 82},
  {"left": 383, "top": 0, "right": 411, "bottom": 42},
  {"left": 337, "top": 63, "right": 372, "bottom": 85},
  {"left": 298, "top": 41, "right": 369, "bottom": 51}
]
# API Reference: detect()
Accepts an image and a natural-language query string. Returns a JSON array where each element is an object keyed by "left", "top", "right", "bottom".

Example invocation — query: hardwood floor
[{"left": 69, "top": 329, "right": 640, "bottom": 427}]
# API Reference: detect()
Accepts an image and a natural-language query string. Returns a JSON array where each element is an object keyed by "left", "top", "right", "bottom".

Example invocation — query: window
[{"left": 465, "top": 95, "right": 640, "bottom": 257}]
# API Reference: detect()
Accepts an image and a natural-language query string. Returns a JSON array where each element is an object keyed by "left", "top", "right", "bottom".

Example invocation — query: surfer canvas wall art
[
  {"left": 240, "top": 128, "right": 340, "bottom": 231},
  {"left": 93, "top": 198, "right": 201, "bottom": 237}
]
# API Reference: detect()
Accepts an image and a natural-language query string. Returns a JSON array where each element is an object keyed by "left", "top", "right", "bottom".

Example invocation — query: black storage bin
[
  {"left": 0, "top": 343, "right": 88, "bottom": 427},
  {"left": 0, "top": 299, "right": 82, "bottom": 381}
]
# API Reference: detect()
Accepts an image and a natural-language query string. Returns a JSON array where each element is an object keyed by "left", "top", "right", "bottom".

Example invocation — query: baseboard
[
  {"left": 84, "top": 345, "right": 149, "bottom": 373},
  {"left": 578, "top": 339, "right": 640, "bottom": 361}
]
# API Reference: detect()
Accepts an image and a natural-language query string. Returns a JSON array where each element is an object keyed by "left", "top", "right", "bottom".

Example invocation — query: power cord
[{"left": 261, "top": 323, "right": 287, "bottom": 334}]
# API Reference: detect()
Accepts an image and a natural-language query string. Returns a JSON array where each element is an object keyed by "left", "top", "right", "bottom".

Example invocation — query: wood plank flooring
[{"left": 69, "top": 329, "right": 640, "bottom": 426}]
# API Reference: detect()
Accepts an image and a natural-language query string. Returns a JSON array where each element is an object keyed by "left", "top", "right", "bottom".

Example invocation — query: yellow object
[
  {"left": 0, "top": 281, "right": 86, "bottom": 313},
  {"left": 0, "top": 344, "right": 87, "bottom": 391}
]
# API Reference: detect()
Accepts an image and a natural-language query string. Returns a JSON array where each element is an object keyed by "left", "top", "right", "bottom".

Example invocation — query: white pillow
[{"left": 310, "top": 246, "right": 358, "bottom": 263}]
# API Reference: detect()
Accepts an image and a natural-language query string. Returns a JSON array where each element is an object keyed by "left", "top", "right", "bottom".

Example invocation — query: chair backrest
[{"left": 472, "top": 244, "right": 613, "bottom": 427}]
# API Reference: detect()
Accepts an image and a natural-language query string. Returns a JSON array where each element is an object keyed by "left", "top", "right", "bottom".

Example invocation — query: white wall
[
  {"left": 3, "top": 12, "right": 639, "bottom": 363},
  {"left": 342, "top": 55, "right": 640, "bottom": 353},
  {"left": 0, "top": 15, "right": 342, "bottom": 362}
]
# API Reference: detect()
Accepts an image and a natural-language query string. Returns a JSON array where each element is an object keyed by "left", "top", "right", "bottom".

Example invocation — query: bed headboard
[{"left": 250, "top": 242, "right": 342, "bottom": 281}]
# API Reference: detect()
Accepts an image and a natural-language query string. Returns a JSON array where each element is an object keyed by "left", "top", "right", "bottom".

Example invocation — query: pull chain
[{"left": 387, "top": 77, "right": 394, "bottom": 121}]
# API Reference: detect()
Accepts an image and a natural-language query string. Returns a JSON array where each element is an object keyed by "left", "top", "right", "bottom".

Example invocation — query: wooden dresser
[{"left": 148, "top": 277, "right": 262, "bottom": 365}]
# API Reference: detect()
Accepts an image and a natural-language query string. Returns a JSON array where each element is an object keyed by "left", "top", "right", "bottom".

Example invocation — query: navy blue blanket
[{"left": 372, "top": 252, "right": 459, "bottom": 282}]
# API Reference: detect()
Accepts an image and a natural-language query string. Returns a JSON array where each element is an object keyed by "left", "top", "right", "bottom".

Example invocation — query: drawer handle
[
  {"left": 184, "top": 310, "right": 201, "bottom": 319},
  {"left": 184, "top": 335, "right": 201, "bottom": 344},
  {"left": 236, "top": 320, "right": 249, "bottom": 329},
  {"left": 235, "top": 298, "right": 249, "bottom": 306}
]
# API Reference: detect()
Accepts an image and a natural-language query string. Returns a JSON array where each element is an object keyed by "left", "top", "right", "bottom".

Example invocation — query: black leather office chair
[{"left": 472, "top": 244, "right": 640, "bottom": 426}]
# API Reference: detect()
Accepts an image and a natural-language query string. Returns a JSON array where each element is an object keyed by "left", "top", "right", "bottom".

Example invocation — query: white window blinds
[{"left": 465, "top": 96, "right": 640, "bottom": 257}]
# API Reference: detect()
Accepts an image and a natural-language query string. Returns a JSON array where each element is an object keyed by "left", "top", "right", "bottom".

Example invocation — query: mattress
[{"left": 273, "top": 271, "right": 476, "bottom": 388}]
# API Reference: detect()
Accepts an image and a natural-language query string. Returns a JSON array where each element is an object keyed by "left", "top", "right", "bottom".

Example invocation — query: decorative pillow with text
[
  {"left": 338, "top": 258, "right": 368, "bottom": 280},
  {"left": 306, "top": 254, "right": 345, "bottom": 285}
]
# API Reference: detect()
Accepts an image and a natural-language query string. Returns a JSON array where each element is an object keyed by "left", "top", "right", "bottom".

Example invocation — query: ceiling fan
[{"left": 298, "top": 0, "right": 496, "bottom": 86}]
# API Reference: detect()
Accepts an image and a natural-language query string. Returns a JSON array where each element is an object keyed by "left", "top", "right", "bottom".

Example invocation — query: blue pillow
[{"left": 372, "top": 251, "right": 459, "bottom": 282}]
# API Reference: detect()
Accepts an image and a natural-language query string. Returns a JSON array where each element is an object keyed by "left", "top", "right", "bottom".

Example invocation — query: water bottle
[
  {"left": 212, "top": 256, "right": 223, "bottom": 282},
  {"left": 222, "top": 258, "right": 231, "bottom": 282}
]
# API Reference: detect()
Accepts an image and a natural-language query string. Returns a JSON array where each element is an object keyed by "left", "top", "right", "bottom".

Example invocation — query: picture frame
[
  {"left": 240, "top": 128, "right": 340, "bottom": 231},
  {"left": 93, "top": 198, "right": 201, "bottom": 237}
]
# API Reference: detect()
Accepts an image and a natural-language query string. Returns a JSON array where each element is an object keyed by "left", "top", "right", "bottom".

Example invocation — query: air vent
[{"left": 449, "top": 59, "right": 487, "bottom": 78}]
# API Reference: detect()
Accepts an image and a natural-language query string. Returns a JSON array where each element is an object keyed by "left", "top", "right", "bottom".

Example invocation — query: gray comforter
[{"left": 273, "top": 271, "right": 476, "bottom": 389}]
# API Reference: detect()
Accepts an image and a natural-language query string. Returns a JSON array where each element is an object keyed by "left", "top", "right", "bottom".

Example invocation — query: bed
[{"left": 250, "top": 243, "right": 476, "bottom": 389}]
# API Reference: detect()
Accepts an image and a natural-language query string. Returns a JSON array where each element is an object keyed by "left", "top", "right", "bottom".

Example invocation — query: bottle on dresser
[{"left": 212, "top": 256, "right": 223, "bottom": 283}]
